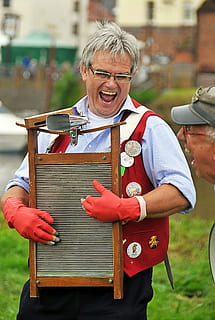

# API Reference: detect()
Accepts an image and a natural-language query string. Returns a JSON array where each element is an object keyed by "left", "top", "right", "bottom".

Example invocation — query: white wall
[
  {"left": 116, "top": 0, "right": 205, "bottom": 27},
  {"left": 13, "top": 0, "right": 73, "bottom": 43}
]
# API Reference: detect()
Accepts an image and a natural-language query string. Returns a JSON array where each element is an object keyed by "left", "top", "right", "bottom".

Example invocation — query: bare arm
[
  {"left": 83, "top": 180, "right": 190, "bottom": 222},
  {"left": 144, "top": 183, "right": 190, "bottom": 218},
  {"left": 1, "top": 186, "right": 29, "bottom": 209}
]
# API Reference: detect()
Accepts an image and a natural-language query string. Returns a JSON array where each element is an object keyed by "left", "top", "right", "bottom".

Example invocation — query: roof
[{"left": 197, "top": 0, "right": 215, "bottom": 13}]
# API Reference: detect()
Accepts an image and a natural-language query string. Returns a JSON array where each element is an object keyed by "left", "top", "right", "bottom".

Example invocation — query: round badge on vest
[
  {"left": 127, "top": 242, "right": 142, "bottom": 258},
  {"left": 126, "top": 182, "right": 142, "bottom": 197},
  {"left": 148, "top": 236, "right": 160, "bottom": 249},
  {"left": 125, "top": 140, "right": 142, "bottom": 157},
  {"left": 121, "top": 151, "right": 134, "bottom": 167}
]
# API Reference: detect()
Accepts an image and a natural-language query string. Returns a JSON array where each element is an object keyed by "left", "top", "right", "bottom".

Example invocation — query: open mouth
[{"left": 99, "top": 90, "right": 117, "bottom": 103}]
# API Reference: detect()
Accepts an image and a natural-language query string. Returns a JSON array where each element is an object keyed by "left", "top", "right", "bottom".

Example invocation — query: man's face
[
  {"left": 177, "top": 125, "right": 215, "bottom": 184},
  {"left": 80, "top": 50, "right": 132, "bottom": 118}
]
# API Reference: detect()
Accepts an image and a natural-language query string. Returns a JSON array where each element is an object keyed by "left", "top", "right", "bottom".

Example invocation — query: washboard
[{"left": 23, "top": 108, "right": 123, "bottom": 299}]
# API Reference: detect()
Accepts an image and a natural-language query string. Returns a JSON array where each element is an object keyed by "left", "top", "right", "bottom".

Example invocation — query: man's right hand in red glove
[{"left": 3, "top": 197, "right": 60, "bottom": 245}]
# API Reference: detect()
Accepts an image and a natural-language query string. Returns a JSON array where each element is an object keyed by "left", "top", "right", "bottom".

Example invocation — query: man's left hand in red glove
[{"left": 82, "top": 180, "right": 147, "bottom": 223}]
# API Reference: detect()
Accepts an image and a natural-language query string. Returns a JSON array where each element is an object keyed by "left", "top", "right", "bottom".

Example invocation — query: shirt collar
[{"left": 73, "top": 95, "right": 140, "bottom": 119}]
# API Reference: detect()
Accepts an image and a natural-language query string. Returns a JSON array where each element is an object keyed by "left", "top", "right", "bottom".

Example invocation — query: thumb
[{"left": 92, "top": 180, "right": 108, "bottom": 195}]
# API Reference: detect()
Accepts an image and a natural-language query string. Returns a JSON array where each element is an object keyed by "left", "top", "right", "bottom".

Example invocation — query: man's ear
[{"left": 80, "top": 65, "right": 87, "bottom": 82}]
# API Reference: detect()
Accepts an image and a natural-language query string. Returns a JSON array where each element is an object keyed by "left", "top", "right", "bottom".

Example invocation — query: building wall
[
  {"left": 196, "top": 11, "right": 215, "bottom": 72},
  {"left": 116, "top": 0, "right": 205, "bottom": 27},
  {"left": 146, "top": 25, "right": 196, "bottom": 58},
  {"left": 0, "top": 0, "right": 89, "bottom": 48},
  {"left": 13, "top": 0, "right": 76, "bottom": 44},
  {"left": 123, "top": 24, "right": 197, "bottom": 64},
  {"left": 0, "top": 0, "right": 213, "bottom": 90},
  {"left": 0, "top": 0, "right": 205, "bottom": 58}
]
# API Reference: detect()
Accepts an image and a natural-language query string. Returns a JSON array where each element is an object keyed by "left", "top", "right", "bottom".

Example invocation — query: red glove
[
  {"left": 82, "top": 180, "right": 141, "bottom": 222},
  {"left": 3, "top": 197, "right": 59, "bottom": 244}
]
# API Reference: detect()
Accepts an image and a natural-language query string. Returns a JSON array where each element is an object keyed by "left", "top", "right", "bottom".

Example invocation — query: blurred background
[
  {"left": 0, "top": 0, "right": 214, "bottom": 217},
  {"left": 0, "top": 1, "right": 214, "bottom": 319}
]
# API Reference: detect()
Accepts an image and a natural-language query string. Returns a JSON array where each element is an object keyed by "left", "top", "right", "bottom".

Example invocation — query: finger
[
  {"left": 81, "top": 197, "right": 88, "bottom": 210},
  {"left": 37, "top": 219, "right": 56, "bottom": 236},
  {"left": 47, "top": 240, "right": 57, "bottom": 246},
  {"left": 92, "top": 180, "right": 107, "bottom": 194},
  {"left": 34, "top": 227, "right": 59, "bottom": 243},
  {"left": 53, "top": 235, "right": 61, "bottom": 243},
  {"left": 82, "top": 197, "right": 94, "bottom": 215},
  {"left": 32, "top": 234, "right": 60, "bottom": 245},
  {"left": 46, "top": 235, "right": 60, "bottom": 245},
  {"left": 32, "top": 234, "right": 56, "bottom": 245},
  {"left": 32, "top": 235, "right": 52, "bottom": 244},
  {"left": 37, "top": 210, "right": 54, "bottom": 224}
]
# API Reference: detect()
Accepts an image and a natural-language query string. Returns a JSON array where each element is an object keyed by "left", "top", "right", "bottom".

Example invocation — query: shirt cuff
[{"left": 134, "top": 196, "right": 147, "bottom": 221}]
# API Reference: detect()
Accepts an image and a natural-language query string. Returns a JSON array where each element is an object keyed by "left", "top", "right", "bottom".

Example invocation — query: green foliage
[
  {"left": 130, "top": 88, "right": 160, "bottom": 106},
  {"left": 150, "top": 88, "right": 197, "bottom": 109},
  {"left": 149, "top": 87, "right": 197, "bottom": 125},
  {"left": 130, "top": 87, "right": 198, "bottom": 131},
  {"left": 51, "top": 70, "right": 83, "bottom": 110}
]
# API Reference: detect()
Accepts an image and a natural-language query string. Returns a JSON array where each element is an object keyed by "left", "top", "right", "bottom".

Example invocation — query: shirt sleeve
[
  {"left": 142, "top": 115, "right": 196, "bottom": 213},
  {"left": 5, "top": 132, "right": 53, "bottom": 193}
]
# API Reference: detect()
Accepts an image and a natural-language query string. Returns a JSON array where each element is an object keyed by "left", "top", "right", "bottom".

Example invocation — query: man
[
  {"left": 1, "top": 22, "right": 195, "bottom": 320},
  {"left": 171, "top": 86, "right": 215, "bottom": 283},
  {"left": 171, "top": 86, "right": 215, "bottom": 185}
]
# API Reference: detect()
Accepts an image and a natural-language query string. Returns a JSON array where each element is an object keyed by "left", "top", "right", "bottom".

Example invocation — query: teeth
[{"left": 101, "top": 91, "right": 116, "bottom": 95}]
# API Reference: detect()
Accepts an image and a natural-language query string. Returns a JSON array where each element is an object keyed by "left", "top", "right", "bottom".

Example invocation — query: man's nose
[{"left": 106, "top": 75, "right": 117, "bottom": 84}]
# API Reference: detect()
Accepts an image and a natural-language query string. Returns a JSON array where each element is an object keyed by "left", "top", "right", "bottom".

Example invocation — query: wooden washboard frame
[{"left": 24, "top": 109, "right": 123, "bottom": 299}]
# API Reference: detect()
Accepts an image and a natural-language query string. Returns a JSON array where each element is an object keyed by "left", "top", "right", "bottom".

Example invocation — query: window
[
  {"left": 147, "top": 1, "right": 154, "bottom": 22},
  {"left": 183, "top": 1, "right": 194, "bottom": 24},
  {"left": 74, "top": 0, "right": 80, "bottom": 12},
  {"left": 163, "top": 0, "right": 174, "bottom": 4},
  {"left": 3, "top": 0, "right": 10, "bottom": 7},
  {"left": 2, "top": 13, "right": 19, "bottom": 38},
  {"left": 72, "top": 23, "right": 79, "bottom": 36}
]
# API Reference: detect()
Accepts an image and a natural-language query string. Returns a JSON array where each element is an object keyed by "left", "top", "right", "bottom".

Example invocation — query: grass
[
  {"left": 149, "top": 215, "right": 215, "bottom": 319},
  {"left": 0, "top": 215, "right": 28, "bottom": 320},
  {"left": 0, "top": 213, "right": 215, "bottom": 319}
]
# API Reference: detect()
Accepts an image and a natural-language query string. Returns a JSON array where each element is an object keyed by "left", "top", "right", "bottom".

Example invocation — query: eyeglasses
[
  {"left": 182, "top": 126, "right": 208, "bottom": 137},
  {"left": 89, "top": 66, "right": 132, "bottom": 83}
]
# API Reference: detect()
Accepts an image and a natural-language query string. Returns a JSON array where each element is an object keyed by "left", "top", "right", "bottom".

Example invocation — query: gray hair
[
  {"left": 80, "top": 21, "right": 140, "bottom": 74},
  {"left": 205, "top": 125, "right": 215, "bottom": 141}
]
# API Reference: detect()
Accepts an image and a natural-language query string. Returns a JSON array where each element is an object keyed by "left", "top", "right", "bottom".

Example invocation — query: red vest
[
  {"left": 51, "top": 100, "right": 169, "bottom": 277},
  {"left": 121, "top": 100, "right": 169, "bottom": 276}
]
